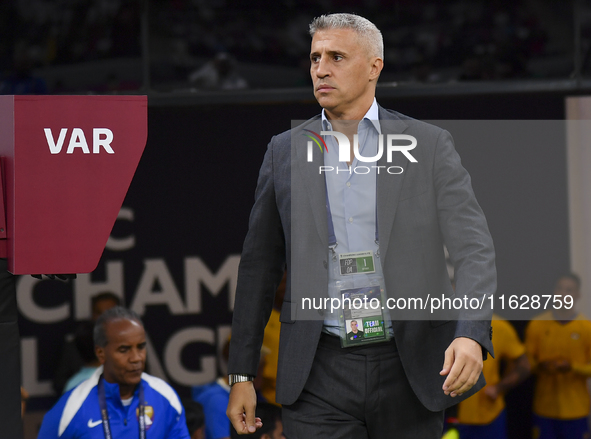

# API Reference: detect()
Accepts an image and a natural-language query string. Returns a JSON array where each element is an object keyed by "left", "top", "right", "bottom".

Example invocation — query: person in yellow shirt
[
  {"left": 456, "top": 315, "right": 530, "bottom": 439},
  {"left": 526, "top": 273, "right": 591, "bottom": 439},
  {"left": 260, "top": 271, "right": 286, "bottom": 404}
]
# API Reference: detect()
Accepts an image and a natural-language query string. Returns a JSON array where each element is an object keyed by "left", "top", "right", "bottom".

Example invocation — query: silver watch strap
[{"left": 228, "top": 374, "right": 254, "bottom": 387}]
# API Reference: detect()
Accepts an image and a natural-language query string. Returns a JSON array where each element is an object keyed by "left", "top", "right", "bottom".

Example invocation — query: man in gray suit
[{"left": 227, "top": 13, "right": 495, "bottom": 438}]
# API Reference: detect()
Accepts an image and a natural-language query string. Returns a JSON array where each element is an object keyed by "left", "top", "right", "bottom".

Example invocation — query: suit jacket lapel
[
  {"left": 293, "top": 117, "right": 328, "bottom": 249},
  {"left": 376, "top": 106, "right": 409, "bottom": 263},
  {"left": 293, "top": 108, "right": 410, "bottom": 259}
]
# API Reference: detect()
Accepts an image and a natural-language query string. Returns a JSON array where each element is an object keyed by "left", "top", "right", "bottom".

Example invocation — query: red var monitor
[{"left": 0, "top": 95, "right": 147, "bottom": 275}]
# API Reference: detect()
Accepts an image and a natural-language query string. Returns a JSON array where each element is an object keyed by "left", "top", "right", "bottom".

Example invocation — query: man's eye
[
  {"left": 311, "top": 56, "right": 319, "bottom": 63},
  {"left": 334, "top": 55, "right": 343, "bottom": 61}
]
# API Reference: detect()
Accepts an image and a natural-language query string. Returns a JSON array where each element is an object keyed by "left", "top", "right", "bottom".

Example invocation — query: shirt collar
[
  {"left": 321, "top": 98, "right": 381, "bottom": 134},
  {"left": 102, "top": 378, "right": 140, "bottom": 401}
]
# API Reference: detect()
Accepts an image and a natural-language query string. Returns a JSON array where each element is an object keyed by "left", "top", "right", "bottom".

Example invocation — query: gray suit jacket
[{"left": 228, "top": 105, "right": 496, "bottom": 412}]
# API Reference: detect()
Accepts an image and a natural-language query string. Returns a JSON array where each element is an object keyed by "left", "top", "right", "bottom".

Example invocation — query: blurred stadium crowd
[{"left": 0, "top": 0, "right": 584, "bottom": 93}]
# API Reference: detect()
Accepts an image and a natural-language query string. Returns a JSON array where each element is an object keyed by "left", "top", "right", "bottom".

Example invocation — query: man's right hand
[{"left": 226, "top": 381, "right": 263, "bottom": 435}]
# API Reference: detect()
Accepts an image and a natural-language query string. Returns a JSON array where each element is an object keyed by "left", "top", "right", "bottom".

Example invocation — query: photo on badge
[{"left": 340, "top": 286, "right": 388, "bottom": 347}]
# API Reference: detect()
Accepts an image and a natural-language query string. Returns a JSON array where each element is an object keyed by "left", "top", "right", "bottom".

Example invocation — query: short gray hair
[
  {"left": 94, "top": 306, "right": 143, "bottom": 348},
  {"left": 309, "top": 13, "right": 384, "bottom": 60}
]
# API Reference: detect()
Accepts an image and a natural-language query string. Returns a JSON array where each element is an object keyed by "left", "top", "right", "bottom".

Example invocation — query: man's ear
[
  {"left": 95, "top": 346, "right": 106, "bottom": 365},
  {"left": 369, "top": 57, "right": 384, "bottom": 81}
]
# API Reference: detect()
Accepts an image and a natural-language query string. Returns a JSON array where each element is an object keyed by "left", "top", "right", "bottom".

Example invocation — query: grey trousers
[{"left": 282, "top": 333, "right": 443, "bottom": 439}]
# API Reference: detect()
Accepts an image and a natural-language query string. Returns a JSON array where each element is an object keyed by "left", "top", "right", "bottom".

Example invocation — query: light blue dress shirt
[{"left": 321, "top": 99, "right": 393, "bottom": 337}]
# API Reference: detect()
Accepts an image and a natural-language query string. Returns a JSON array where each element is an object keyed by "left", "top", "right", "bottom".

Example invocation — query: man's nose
[
  {"left": 129, "top": 348, "right": 143, "bottom": 363},
  {"left": 314, "top": 56, "right": 330, "bottom": 78}
]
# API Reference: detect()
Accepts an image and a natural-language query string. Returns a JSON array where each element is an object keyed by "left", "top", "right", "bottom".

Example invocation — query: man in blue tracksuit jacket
[{"left": 38, "top": 307, "right": 190, "bottom": 439}]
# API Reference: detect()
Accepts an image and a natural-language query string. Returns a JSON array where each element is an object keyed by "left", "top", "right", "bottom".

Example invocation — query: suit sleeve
[
  {"left": 228, "top": 137, "right": 287, "bottom": 376},
  {"left": 433, "top": 129, "right": 496, "bottom": 357}
]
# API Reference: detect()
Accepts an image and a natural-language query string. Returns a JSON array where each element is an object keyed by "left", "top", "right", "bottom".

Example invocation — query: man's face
[
  {"left": 351, "top": 321, "right": 358, "bottom": 332},
  {"left": 310, "top": 28, "right": 382, "bottom": 118},
  {"left": 554, "top": 277, "right": 580, "bottom": 302},
  {"left": 95, "top": 318, "right": 146, "bottom": 388}
]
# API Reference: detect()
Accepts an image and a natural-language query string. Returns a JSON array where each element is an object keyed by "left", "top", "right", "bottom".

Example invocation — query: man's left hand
[{"left": 440, "top": 337, "right": 483, "bottom": 397}]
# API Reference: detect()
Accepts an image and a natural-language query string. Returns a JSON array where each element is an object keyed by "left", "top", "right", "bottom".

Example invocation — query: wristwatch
[{"left": 228, "top": 374, "right": 254, "bottom": 387}]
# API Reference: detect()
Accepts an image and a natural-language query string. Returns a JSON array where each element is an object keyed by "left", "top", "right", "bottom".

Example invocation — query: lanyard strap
[{"left": 98, "top": 376, "right": 146, "bottom": 439}]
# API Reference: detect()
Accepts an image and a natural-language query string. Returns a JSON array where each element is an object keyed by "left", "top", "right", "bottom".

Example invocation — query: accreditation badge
[
  {"left": 339, "top": 251, "right": 375, "bottom": 275},
  {"left": 337, "top": 281, "right": 391, "bottom": 348}
]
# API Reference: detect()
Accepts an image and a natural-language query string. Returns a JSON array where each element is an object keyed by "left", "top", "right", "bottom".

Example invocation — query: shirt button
[
  {"left": 318, "top": 309, "right": 324, "bottom": 316},
  {"left": 323, "top": 260, "right": 328, "bottom": 269},
  {"left": 346, "top": 182, "right": 351, "bottom": 187},
  {"left": 349, "top": 217, "right": 353, "bottom": 223}
]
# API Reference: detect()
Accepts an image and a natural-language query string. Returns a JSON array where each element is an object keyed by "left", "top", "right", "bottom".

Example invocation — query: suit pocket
[{"left": 279, "top": 300, "right": 295, "bottom": 324}]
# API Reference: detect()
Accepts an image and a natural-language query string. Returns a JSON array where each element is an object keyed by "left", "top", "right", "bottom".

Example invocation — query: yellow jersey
[
  {"left": 261, "top": 308, "right": 281, "bottom": 404},
  {"left": 525, "top": 311, "right": 591, "bottom": 419},
  {"left": 458, "top": 316, "right": 525, "bottom": 425}
]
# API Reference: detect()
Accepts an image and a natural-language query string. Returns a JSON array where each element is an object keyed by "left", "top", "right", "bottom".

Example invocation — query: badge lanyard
[
  {"left": 98, "top": 375, "right": 146, "bottom": 439},
  {"left": 325, "top": 176, "right": 390, "bottom": 347},
  {"left": 325, "top": 184, "right": 379, "bottom": 262}
]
